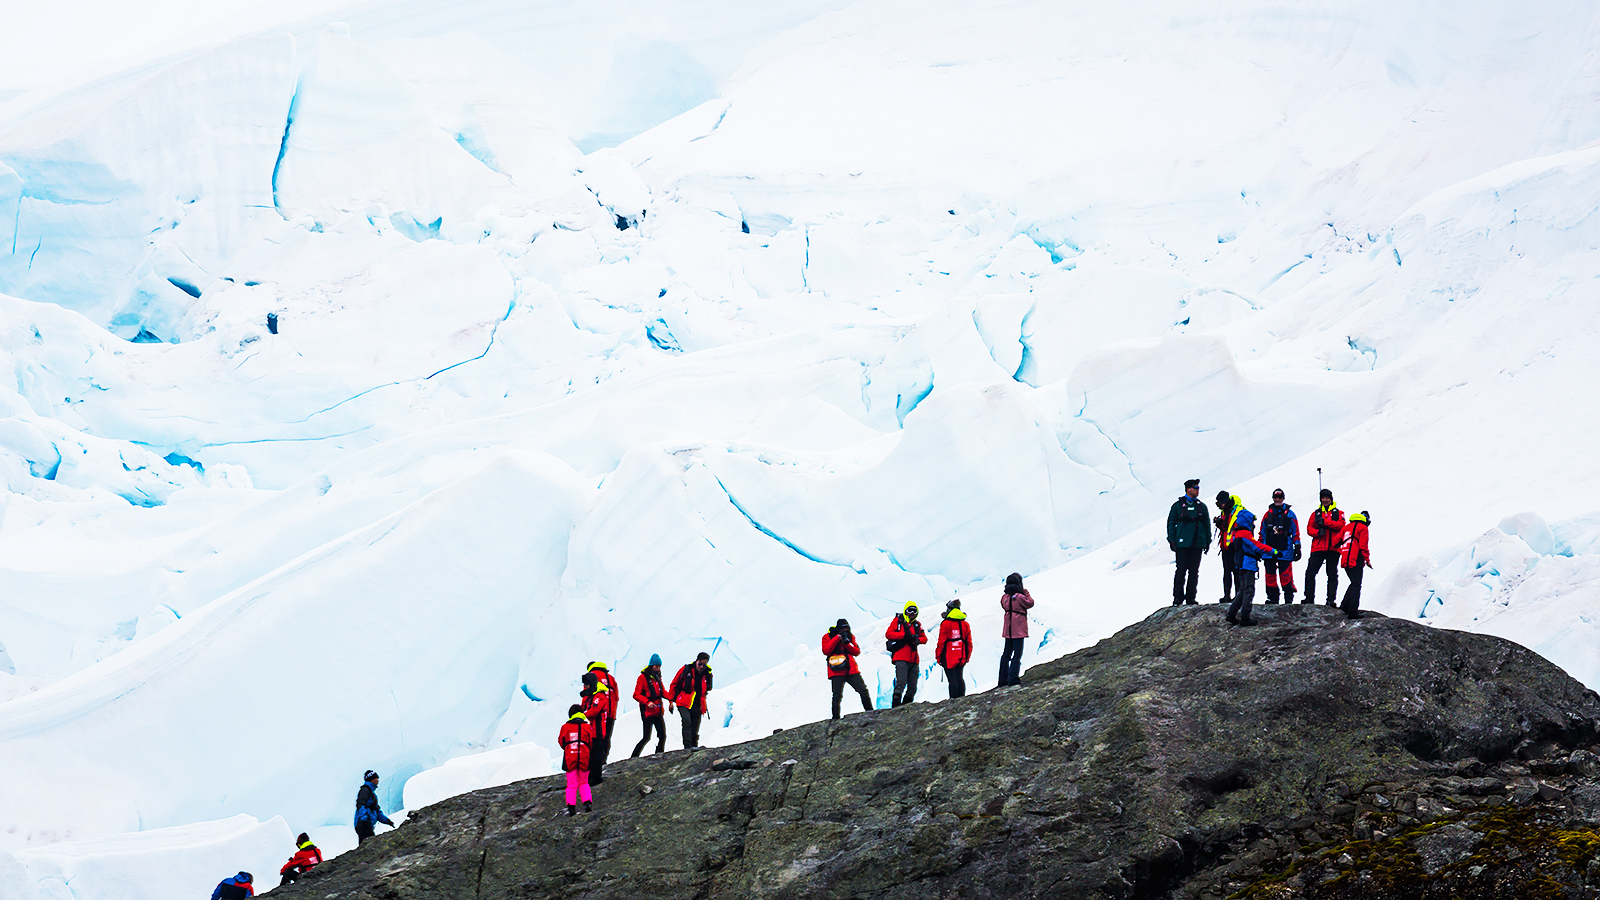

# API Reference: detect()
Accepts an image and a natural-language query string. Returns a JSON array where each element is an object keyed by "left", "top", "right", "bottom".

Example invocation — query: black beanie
[
  {"left": 836, "top": 618, "right": 849, "bottom": 628},
  {"left": 1004, "top": 572, "right": 1023, "bottom": 590},
  {"left": 1216, "top": 490, "right": 1230, "bottom": 504},
  {"left": 1320, "top": 488, "right": 1333, "bottom": 500}
]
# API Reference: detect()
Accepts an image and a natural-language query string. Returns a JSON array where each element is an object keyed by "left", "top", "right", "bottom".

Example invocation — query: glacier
[{"left": 1, "top": 0, "right": 1599, "bottom": 896}]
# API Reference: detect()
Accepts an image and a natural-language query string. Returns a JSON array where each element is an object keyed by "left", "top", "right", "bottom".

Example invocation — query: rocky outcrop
[{"left": 282, "top": 606, "right": 1600, "bottom": 900}]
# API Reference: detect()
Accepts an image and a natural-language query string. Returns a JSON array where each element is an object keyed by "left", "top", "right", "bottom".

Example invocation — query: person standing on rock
[
  {"left": 353, "top": 770, "right": 393, "bottom": 845},
  {"left": 823, "top": 618, "right": 873, "bottom": 718},
  {"left": 935, "top": 599, "right": 974, "bottom": 698},
  {"left": 587, "top": 661, "right": 620, "bottom": 781},
  {"left": 559, "top": 704, "right": 595, "bottom": 815},
  {"left": 1225, "top": 508, "right": 1283, "bottom": 626},
  {"left": 1305, "top": 489, "right": 1347, "bottom": 606},
  {"left": 886, "top": 601, "right": 929, "bottom": 706},
  {"left": 998, "top": 573, "right": 1034, "bottom": 686},
  {"left": 278, "top": 833, "right": 322, "bottom": 886},
  {"left": 1259, "top": 489, "right": 1301, "bottom": 604},
  {"left": 1214, "top": 492, "right": 1244, "bottom": 604},
  {"left": 579, "top": 672, "right": 611, "bottom": 784},
  {"left": 1167, "top": 478, "right": 1210, "bottom": 605},
  {"left": 1338, "top": 511, "right": 1372, "bottom": 619},
  {"left": 670, "top": 652, "right": 713, "bottom": 749},
  {"left": 630, "top": 654, "right": 668, "bottom": 757}
]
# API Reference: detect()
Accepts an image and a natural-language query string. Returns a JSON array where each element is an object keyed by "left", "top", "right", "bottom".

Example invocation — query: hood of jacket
[
  {"left": 1235, "top": 508, "right": 1256, "bottom": 532},
  {"left": 942, "top": 608, "right": 967, "bottom": 621}
]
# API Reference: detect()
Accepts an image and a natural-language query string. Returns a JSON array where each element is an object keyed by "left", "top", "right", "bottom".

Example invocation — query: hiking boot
[
  {"left": 1239, "top": 618, "right": 1258, "bottom": 626},
  {"left": 1225, "top": 614, "right": 1239, "bottom": 625},
  {"left": 565, "top": 805, "right": 576, "bottom": 817},
  {"left": 583, "top": 801, "right": 592, "bottom": 813}
]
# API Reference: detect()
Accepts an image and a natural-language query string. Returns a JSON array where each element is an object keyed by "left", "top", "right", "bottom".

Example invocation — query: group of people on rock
[
  {"left": 560, "top": 653, "right": 714, "bottom": 815},
  {"left": 206, "top": 832, "right": 324, "bottom": 897},
  {"left": 1167, "top": 478, "right": 1372, "bottom": 624},
  {"left": 821, "top": 572, "right": 1035, "bottom": 719}
]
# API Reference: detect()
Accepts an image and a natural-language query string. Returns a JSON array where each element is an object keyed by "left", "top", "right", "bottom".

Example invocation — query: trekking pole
[{"left": 1317, "top": 468, "right": 1322, "bottom": 493}]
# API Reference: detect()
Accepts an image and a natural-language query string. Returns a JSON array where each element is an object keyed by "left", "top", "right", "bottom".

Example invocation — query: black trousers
[
  {"left": 891, "top": 659, "right": 920, "bottom": 707},
  {"left": 944, "top": 663, "right": 966, "bottom": 698},
  {"left": 1306, "top": 551, "right": 1340, "bottom": 603},
  {"left": 680, "top": 708, "right": 703, "bottom": 748},
  {"left": 998, "top": 637, "right": 1025, "bottom": 686},
  {"left": 1341, "top": 566, "right": 1365, "bottom": 616},
  {"left": 355, "top": 822, "right": 375, "bottom": 845},
  {"left": 1173, "top": 547, "right": 1202, "bottom": 602},
  {"left": 830, "top": 673, "right": 873, "bottom": 718},
  {"left": 280, "top": 869, "right": 312, "bottom": 887},
  {"left": 631, "top": 712, "right": 666, "bottom": 757},
  {"left": 588, "top": 729, "right": 610, "bottom": 785},
  {"left": 1228, "top": 569, "right": 1257, "bottom": 623}
]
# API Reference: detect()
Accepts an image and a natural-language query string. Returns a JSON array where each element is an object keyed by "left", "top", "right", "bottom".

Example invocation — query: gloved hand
[{"left": 1168, "top": 541, "right": 1177, "bottom": 552}]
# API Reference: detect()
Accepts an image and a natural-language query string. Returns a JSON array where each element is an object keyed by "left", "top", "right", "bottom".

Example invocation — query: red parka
[
  {"left": 280, "top": 841, "right": 323, "bottom": 876},
  {"left": 822, "top": 629, "right": 861, "bottom": 677},
  {"left": 1339, "top": 516, "right": 1371, "bottom": 569},
  {"left": 671, "top": 663, "right": 713, "bottom": 714},
  {"left": 559, "top": 714, "right": 595, "bottom": 772},
  {"left": 588, "top": 663, "right": 620, "bottom": 726},
  {"left": 936, "top": 611, "right": 972, "bottom": 668},
  {"left": 1306, "top": 503, "right": 1347, "bottom": 553},
  {"left": 633, "top": 667, "right": 666, "bottom": 717},
  {"left": 581, "top": 685, "right": 610, "bottom": 738},
  {"left": 886, "top": 611, "right": 927, "bottom": 663}
]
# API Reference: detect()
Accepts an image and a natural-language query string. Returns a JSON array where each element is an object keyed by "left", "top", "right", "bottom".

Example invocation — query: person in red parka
[
  {"left": 823, "top": 618, "right": 873, "bottom": 719},
  {"left": 1305, "top": 488, "right": 1347, "bottom": 606},
  {"left": 558, "top": 704, "right": 594, "bottom": 815},
  {"left": 998, "top": 573, "right": 1034, "bottom": 687},
  {"left": 1338, "top": 511, "right": 1372, "bottom": 620},
  {"left": 278, "top": 833, "right": 322, "bottom": 886},
  {"left": 630, "top": 654, "right": 667, "bottom": 757},
  {"left": 936, "top": 599, "right": 973, "bottom": 698},
  {"left": 579, "top": 672, "right": 611, "bottom": 785},
  {"left": 670, "top": 653, "right": 713, "bottom": 750},
  {"left": 885, "top": 601, "right": 928, "bottom": 707},
  {"left": 586, "top": 662, "right": 619, "bottom": 783}
]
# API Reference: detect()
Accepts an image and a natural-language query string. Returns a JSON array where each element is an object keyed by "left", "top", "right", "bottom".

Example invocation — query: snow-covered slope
[{"left": 2, "top": 0, "right": 1599, "bottom": 894}]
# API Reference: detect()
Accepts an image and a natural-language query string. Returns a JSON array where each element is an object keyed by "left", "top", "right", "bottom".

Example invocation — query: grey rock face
[
  {"left": 1410, "top": 823, "right": 1481, "bottom": 874},
  {"left": 280, "top": 606, "right": 1600, "bottom": 900}
]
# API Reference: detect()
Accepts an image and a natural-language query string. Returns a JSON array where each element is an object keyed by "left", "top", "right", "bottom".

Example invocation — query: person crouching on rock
[
  {"left": 560, "top": 704, "right": 595, "bottom": 815},
  {"left": 631, "top": 654, "right": 668, "bottom": 757},
  {"left": 824, "top": 618, "right": 873, "bottom": 719},
  {"left": 579, "top": 672, "right": 611, "bottom": 784},
  {"left": 936, "top": 600, "right": 973, "bottom": 698},
  {"left": 886, "top": 601, "right": 928, "bottom": 707},
  {"left": 278, "top": 833, "right": 322, "bottom": 886},
  {"left": 670, "top": 652, "right": 713, "bottom": 749},
  {"left": 210, "top": 871, "right": 254, "bottom": 899},
  {"left": 1226, "top": 508, "right": 1284, "bottom": 626},
  {"left": 1339, "top": 511, "right": 1372, "bottom": 619}
]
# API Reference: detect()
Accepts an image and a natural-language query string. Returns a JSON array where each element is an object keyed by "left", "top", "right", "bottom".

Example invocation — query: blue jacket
[
  {"left": 210, "top": 875, "right": 254, "bottom": 900},
  {"left": 1229, "top": 509, "right": 1279, "bottom": 573},
  {"left": 355, "top": 781, "right": 393, "bottom": 828}
]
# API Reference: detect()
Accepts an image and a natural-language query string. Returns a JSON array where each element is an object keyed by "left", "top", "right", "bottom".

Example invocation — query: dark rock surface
[{"left": 280, "top": 606, "right": 1600, "bottom": 900}]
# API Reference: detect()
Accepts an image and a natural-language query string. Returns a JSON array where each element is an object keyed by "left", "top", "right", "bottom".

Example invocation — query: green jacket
[{"left": 1167, "top": 495, "right": 1211, "bottom": 549}]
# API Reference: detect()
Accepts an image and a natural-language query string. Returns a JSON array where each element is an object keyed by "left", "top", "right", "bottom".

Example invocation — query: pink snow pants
[{"left": 565, "top": 769, "right": 592, "bottom": 805}]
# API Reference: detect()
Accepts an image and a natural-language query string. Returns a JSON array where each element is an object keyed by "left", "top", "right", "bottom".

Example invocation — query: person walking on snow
[
  {"left": 559, "top": 704, "right": 595, "bottom": 815},
  {"left": 1259, "top": 489, "right": 1302, "bottom": 604},
  {"left": 670, "top": 652, "right": 713, "bottom": 749},
  {"left": 278, "top": 833, "right": 322, "bottom": 886},
  {"left": 579, "top": 672, "right": 611, "bottom": 784},
  {"left": 586, "top": 662, "right": 620, "bottom": 782},
  {"left": 630, "top": 654, "right": 668, "bottom": 757},
  {"left": 998, "top": 573, "right": 1034, "bottom": 686},
  {"left": 1167, "top": 478, "right": 1210, "bottom": 605},
  {"left": 936, "top": 600, "right": 973, "bottom": 698},
  {"left": 210, "top": 872, "right": 254, "bottom": 899},
  {"left": 1214, "top": 492, "right": 1244, "bottom": 604},
  {"left": 1225, "top": 508, "right": 1284, "bottom": 626},
  {"left": 823, "top": 618, "right": 873, "bottom": 719},
  {"left": 353, "top": 770, "right": 393, "bottom": 845},
  {"left": 886, "top": 601, "right": 929, "bottom": 706},
  {"left": 1339, "top": 511, "right": 1373, "bottom": 619},
  {"left": 1305, "top": 489, "right": 1347, "bottom": 606}
]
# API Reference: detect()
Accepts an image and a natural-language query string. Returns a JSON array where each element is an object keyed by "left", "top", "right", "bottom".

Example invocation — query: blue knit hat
[{"left": 649, "top": 653, "right": 662, "bottom": 666}]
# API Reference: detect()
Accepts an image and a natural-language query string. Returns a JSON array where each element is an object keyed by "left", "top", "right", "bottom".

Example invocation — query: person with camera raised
[
  {"left": 822, "top": 618, "right": 873, "bottom": 719},
  {"left": 885, "top": 602, "right": 928, "bottom": 707}
]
